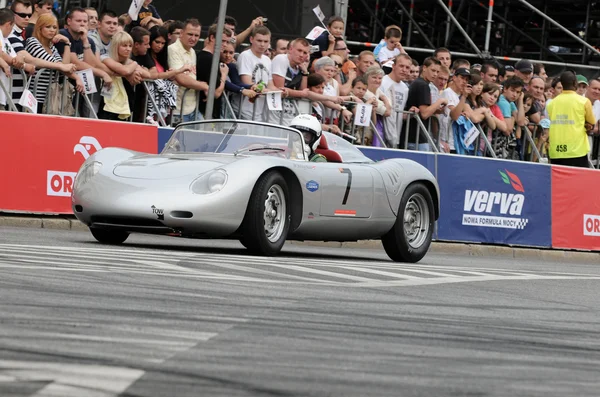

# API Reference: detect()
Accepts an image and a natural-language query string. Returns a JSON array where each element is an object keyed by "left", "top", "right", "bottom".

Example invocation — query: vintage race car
[{"left": 72, "top": 120, "right": 440, "bottom": 263}]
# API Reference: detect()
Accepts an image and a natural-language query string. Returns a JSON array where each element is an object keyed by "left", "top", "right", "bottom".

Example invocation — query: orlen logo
[
  {"left": 47, "top": 137, "right": 103, "bottom": 197},
  {"left": 47, "top": 171, "right": 77, "bottom": 197},
  {"left": 462, "top": 169, "right": 528, "bottom": 230},
  {"left": 73, "top": 136, "right": 102, "bottom": 160},
  {"left": 583, "top": 214, "right": 600, "bottom": 237}
]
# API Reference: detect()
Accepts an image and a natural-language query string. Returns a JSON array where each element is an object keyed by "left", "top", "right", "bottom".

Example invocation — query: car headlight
[
  {"left": 74, "top": 161, "right": 102, "bottom": 190},
  {"left": 190, "top": 169, "right": 228, "bottom": 194}
]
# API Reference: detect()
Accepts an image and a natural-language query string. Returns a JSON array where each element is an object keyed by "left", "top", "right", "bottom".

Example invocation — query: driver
[{"left": 289, "top": 114, "right": 327, "bottom": 162}]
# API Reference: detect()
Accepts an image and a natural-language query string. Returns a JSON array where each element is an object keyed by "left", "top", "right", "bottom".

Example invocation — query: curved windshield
[{"left": 162, "top": 121, "right": 307, "bottom": 161}]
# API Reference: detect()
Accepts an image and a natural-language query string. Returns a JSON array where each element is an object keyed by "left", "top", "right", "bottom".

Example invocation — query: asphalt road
[{"left": 1, "top": 226, "right": 599, "bottom": 397}]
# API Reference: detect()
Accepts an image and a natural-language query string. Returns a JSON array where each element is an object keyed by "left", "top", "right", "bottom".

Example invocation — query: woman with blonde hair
[
  {"left": 25, "top": 13, "right": 83, "bottom": 113},
  {"left": 99, "top": 31, "right": 151, "bottom": 121}
]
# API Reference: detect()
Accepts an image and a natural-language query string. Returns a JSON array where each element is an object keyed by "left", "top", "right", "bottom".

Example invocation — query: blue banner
[
  {"left": 158, "top": 127, "right": 174, "bottom": 153},
  {"left": 358, "top": 147, "right": 436, "bottom": 175},
  {"left": 436, "top": 155, "right": 552, "bottom": 247}
]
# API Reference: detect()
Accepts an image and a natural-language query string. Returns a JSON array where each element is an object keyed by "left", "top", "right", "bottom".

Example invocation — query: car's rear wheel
[
  {"left": 382, "top": 182, "right": 434, "bottom": 263},
  {"left": 90, "top": 228, "right": 130, "bottom": 245},
  {"left": 240, "top": 171, "right": 290, "bottom": 256}
]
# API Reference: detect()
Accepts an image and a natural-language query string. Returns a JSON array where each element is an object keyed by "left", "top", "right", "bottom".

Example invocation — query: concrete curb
[{"left": 1, "top": 214, "right": 599, "bottom": 263}]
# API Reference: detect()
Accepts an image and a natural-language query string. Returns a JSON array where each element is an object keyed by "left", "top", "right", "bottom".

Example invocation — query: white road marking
[
  {"left": 1, "top": 243, "right": 599, "bottom": 287},
  {"left": 0, "top": 360, "right": 144, "bottom": 397}
]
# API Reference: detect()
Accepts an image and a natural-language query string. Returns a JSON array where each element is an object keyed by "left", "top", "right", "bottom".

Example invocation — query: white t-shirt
[
  {"left": 270, "top": 54, "right": 299, "bottom": 126},
  {"left": 238, "top": 49, "right": 272, "bottom": 121},
  {"left": 440, "top": 87, "right": 461, "bottom": 150},
  {"left": 380, "top": 75, "right": 408, "bottom": 147},
  {"left": 0, "top": 32, "right": 17, "bottom": 106},
  {"left": 377, "top": 46, "right": 400, "bottom": 69},
  {"left": 592, "top": 99, "right": 600, "bottom": 122}
]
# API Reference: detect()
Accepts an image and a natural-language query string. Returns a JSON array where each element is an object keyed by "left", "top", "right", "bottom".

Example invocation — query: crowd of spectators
[{"left": 1, "top": 0, "right": 599, "bottom": 167}]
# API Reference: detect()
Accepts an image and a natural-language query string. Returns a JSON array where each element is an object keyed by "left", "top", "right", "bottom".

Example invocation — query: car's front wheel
[
  {"left": 90, "top": 228, "right": 130, "bottom": 245},
  {"left": 382, "top": 182, "right": 434, "bottom": 263},
  {"left": 240, "top": 171, "right": 290, "bottom": 256}
]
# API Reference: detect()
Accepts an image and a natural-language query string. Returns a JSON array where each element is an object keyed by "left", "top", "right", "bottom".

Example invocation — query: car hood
[{"left": 113, "top": 154, "right": 237, "bottom": 180}]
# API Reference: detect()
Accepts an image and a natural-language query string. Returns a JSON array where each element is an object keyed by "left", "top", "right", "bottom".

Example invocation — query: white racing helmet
[{"left": 290, "top": 114, "right": 322, "bottom": 153}]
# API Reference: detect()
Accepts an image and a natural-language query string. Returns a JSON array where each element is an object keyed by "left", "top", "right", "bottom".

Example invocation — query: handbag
[{"left": 42, "top": 77, "right": 75, "bottom": 116}]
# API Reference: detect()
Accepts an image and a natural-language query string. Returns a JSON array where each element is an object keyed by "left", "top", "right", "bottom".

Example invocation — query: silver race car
[{"left": 72, "top": 120, "right": 439, "bottom": 263}]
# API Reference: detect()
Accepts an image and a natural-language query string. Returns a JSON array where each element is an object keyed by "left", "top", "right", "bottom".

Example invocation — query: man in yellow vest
[{"left": 547, "top": 71, "right": 596, "bottom": 168}]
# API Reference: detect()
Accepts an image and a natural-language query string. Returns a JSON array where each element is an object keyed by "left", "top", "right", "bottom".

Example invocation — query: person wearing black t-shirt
[
  {"left": 129, "top": 27, "right": 156, "bottom": 122},
  {"left": 403, "top": 56, "right": 448, "bottom": 151},
  {"left": 196, "top": 24, "right": 232, "bottom": 119},
  {"left": 129, "top": 0, "right": 163, "bottom": 31}
]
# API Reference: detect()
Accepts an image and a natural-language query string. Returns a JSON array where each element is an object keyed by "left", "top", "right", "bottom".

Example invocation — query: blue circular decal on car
[{"left": 306, "top": 180, "right": 319, "bottom": 192}]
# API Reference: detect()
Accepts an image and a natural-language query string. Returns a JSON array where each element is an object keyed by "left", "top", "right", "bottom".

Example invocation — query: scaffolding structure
[{"left": 346, "top": 0, "right": 600, "bottom": 72}]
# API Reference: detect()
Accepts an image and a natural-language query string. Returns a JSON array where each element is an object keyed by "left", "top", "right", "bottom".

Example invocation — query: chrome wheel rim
[
  {"left": 263, "top": 184, "right": 286, "bottom": 243},
  {"left": 403, "top": 193, "right": 430, "bottom": 249}
]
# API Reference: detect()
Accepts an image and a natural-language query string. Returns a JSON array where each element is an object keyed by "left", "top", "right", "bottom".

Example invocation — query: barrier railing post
[
  {"left": 30, "top": 67, "right": 48, "bottom": 99},
  {"left": 399, "top": 111, "right": 439, "bottom": 152},
  {"left": 222, "top": 93, "right": 237, "bottom": 119},
  {"left": 404, "top": 115, "right": 411, "bottom": 149},
  {"left": 369, "top": 119, "right": 388, "bottom": 148},
  {"left": 140, "top": 81, "right": 167, "bottom": 126},
  {"left": 474, "top": 123, "right": 497, "bottom": 158},
  {"left": 81, "top": 93, "right": 98, "bottom": 119},
  {"left": 0, "top": 75, "right": 18, "bottom": 112},
  {"left": 60, "top": 74, "right": 68, "bottom": 115},
  {"left": 74, "top": 92, "right": 80, "bottom": 117},
  {"left": 520, "top": 125, "right": 543, "bottom": 162}
]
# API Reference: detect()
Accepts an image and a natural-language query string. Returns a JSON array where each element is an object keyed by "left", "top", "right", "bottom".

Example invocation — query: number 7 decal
[{"left": 339, "top": 168, "right": 352, "bottom": 205}]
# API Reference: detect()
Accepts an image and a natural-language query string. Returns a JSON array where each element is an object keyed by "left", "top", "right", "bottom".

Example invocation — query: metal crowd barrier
[
  {"left": 28, "top": 68, "right": 97, "bottom": 118},
  {"left": 129, "top": 81, "right": 167, "bottom": 127},
  {"left": 0, "top": 73, "right": 18, "bottom": 111},
  {"left": 520, "top": 123, "right": 545, "bottom": 163},
  {"left": 0, "top": 69, "right": 29, "bottom": 112},
  {"left": 471, "top": 123, "right": 498, "bottom": 158},
  {"left": 401, "top": 111, "right": 440, "bottom": 153}
]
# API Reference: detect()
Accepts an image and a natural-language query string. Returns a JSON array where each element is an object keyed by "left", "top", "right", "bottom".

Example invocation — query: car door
[{"left": 318, "top": 163, "right": 374, "bottom": 218}]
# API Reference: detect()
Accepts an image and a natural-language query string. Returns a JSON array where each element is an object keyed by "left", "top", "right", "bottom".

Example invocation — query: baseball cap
[
  {"left": 454, "top": 67, "right": 471, "bottom": 77},
  {"left": 504, "top": 65, "right": 515, "bottom": 72},
  {"left": 539, "top": 118, "right": 551, "bottom": 129},
  {"left": 577, "top": 74, "right": 589, "bottom": 86},
  {"left": 515, "top": 59, "right": 533, "bottom": 73}
]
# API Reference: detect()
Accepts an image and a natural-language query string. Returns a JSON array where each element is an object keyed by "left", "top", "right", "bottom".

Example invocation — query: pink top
[{"left": 154, "top": 58, "right": 165, "bottom": 73}]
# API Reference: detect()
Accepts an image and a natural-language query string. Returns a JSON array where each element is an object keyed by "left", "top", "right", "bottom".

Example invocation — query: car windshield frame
[{"left": 161, "top": 120, "right": 308, "bottom": 161}]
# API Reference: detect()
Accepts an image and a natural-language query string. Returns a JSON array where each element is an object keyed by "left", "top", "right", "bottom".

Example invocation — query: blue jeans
[
  {"left": 407, "top": 142, "right": 431, "bottom": 152},
  {"left": 173, "top": 111, "right": 202, "bottom": 124}
]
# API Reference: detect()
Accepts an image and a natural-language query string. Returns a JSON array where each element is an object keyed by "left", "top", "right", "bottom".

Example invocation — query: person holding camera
[
  {"left": 439, "top": 67, "right": 473, "bottom": 153},
  {"left": 196, "top": 24, "right": 232, "bottom": 119}
]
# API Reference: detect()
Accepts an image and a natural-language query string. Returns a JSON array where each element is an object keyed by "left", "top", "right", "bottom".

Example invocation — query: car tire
[
  {"left": 240, "top": 171, "right": 290, "bottom": 256},
  {"left": 90, "top": 228, "right": 130, "bottom": 245},
  {"left": 382, "top": 182, "right": 434, "bottom": 263}
]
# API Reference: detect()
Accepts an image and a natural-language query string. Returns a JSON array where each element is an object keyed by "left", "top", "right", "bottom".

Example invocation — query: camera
[
  {"left": 309, "top": 45, "right": 320, "bottom": 54},
  {"left": 262, "top": 18, "right": 268, "bottom": 23}
]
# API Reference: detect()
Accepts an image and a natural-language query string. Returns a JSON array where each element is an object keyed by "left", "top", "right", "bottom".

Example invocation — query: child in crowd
[
  {"left": 373, "top": 25, "right": 403, "bottom": 58},
  {"left": 377, "top": 27, "right": 403, "bottom": 74},
  {"left": 310, "top": 16, "right": 345, "bottom": 62},
  {"left": 349, "top": 75, "right": 377, "bottom": 145},
  {"left": 307, "top": 73, "right": 343, "bottom": 135}
]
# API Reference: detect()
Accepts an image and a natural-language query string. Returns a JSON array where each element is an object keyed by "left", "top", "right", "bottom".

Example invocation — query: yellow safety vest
[{"left": 547, "top": 90, "right": 593, "bottom": 159}]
